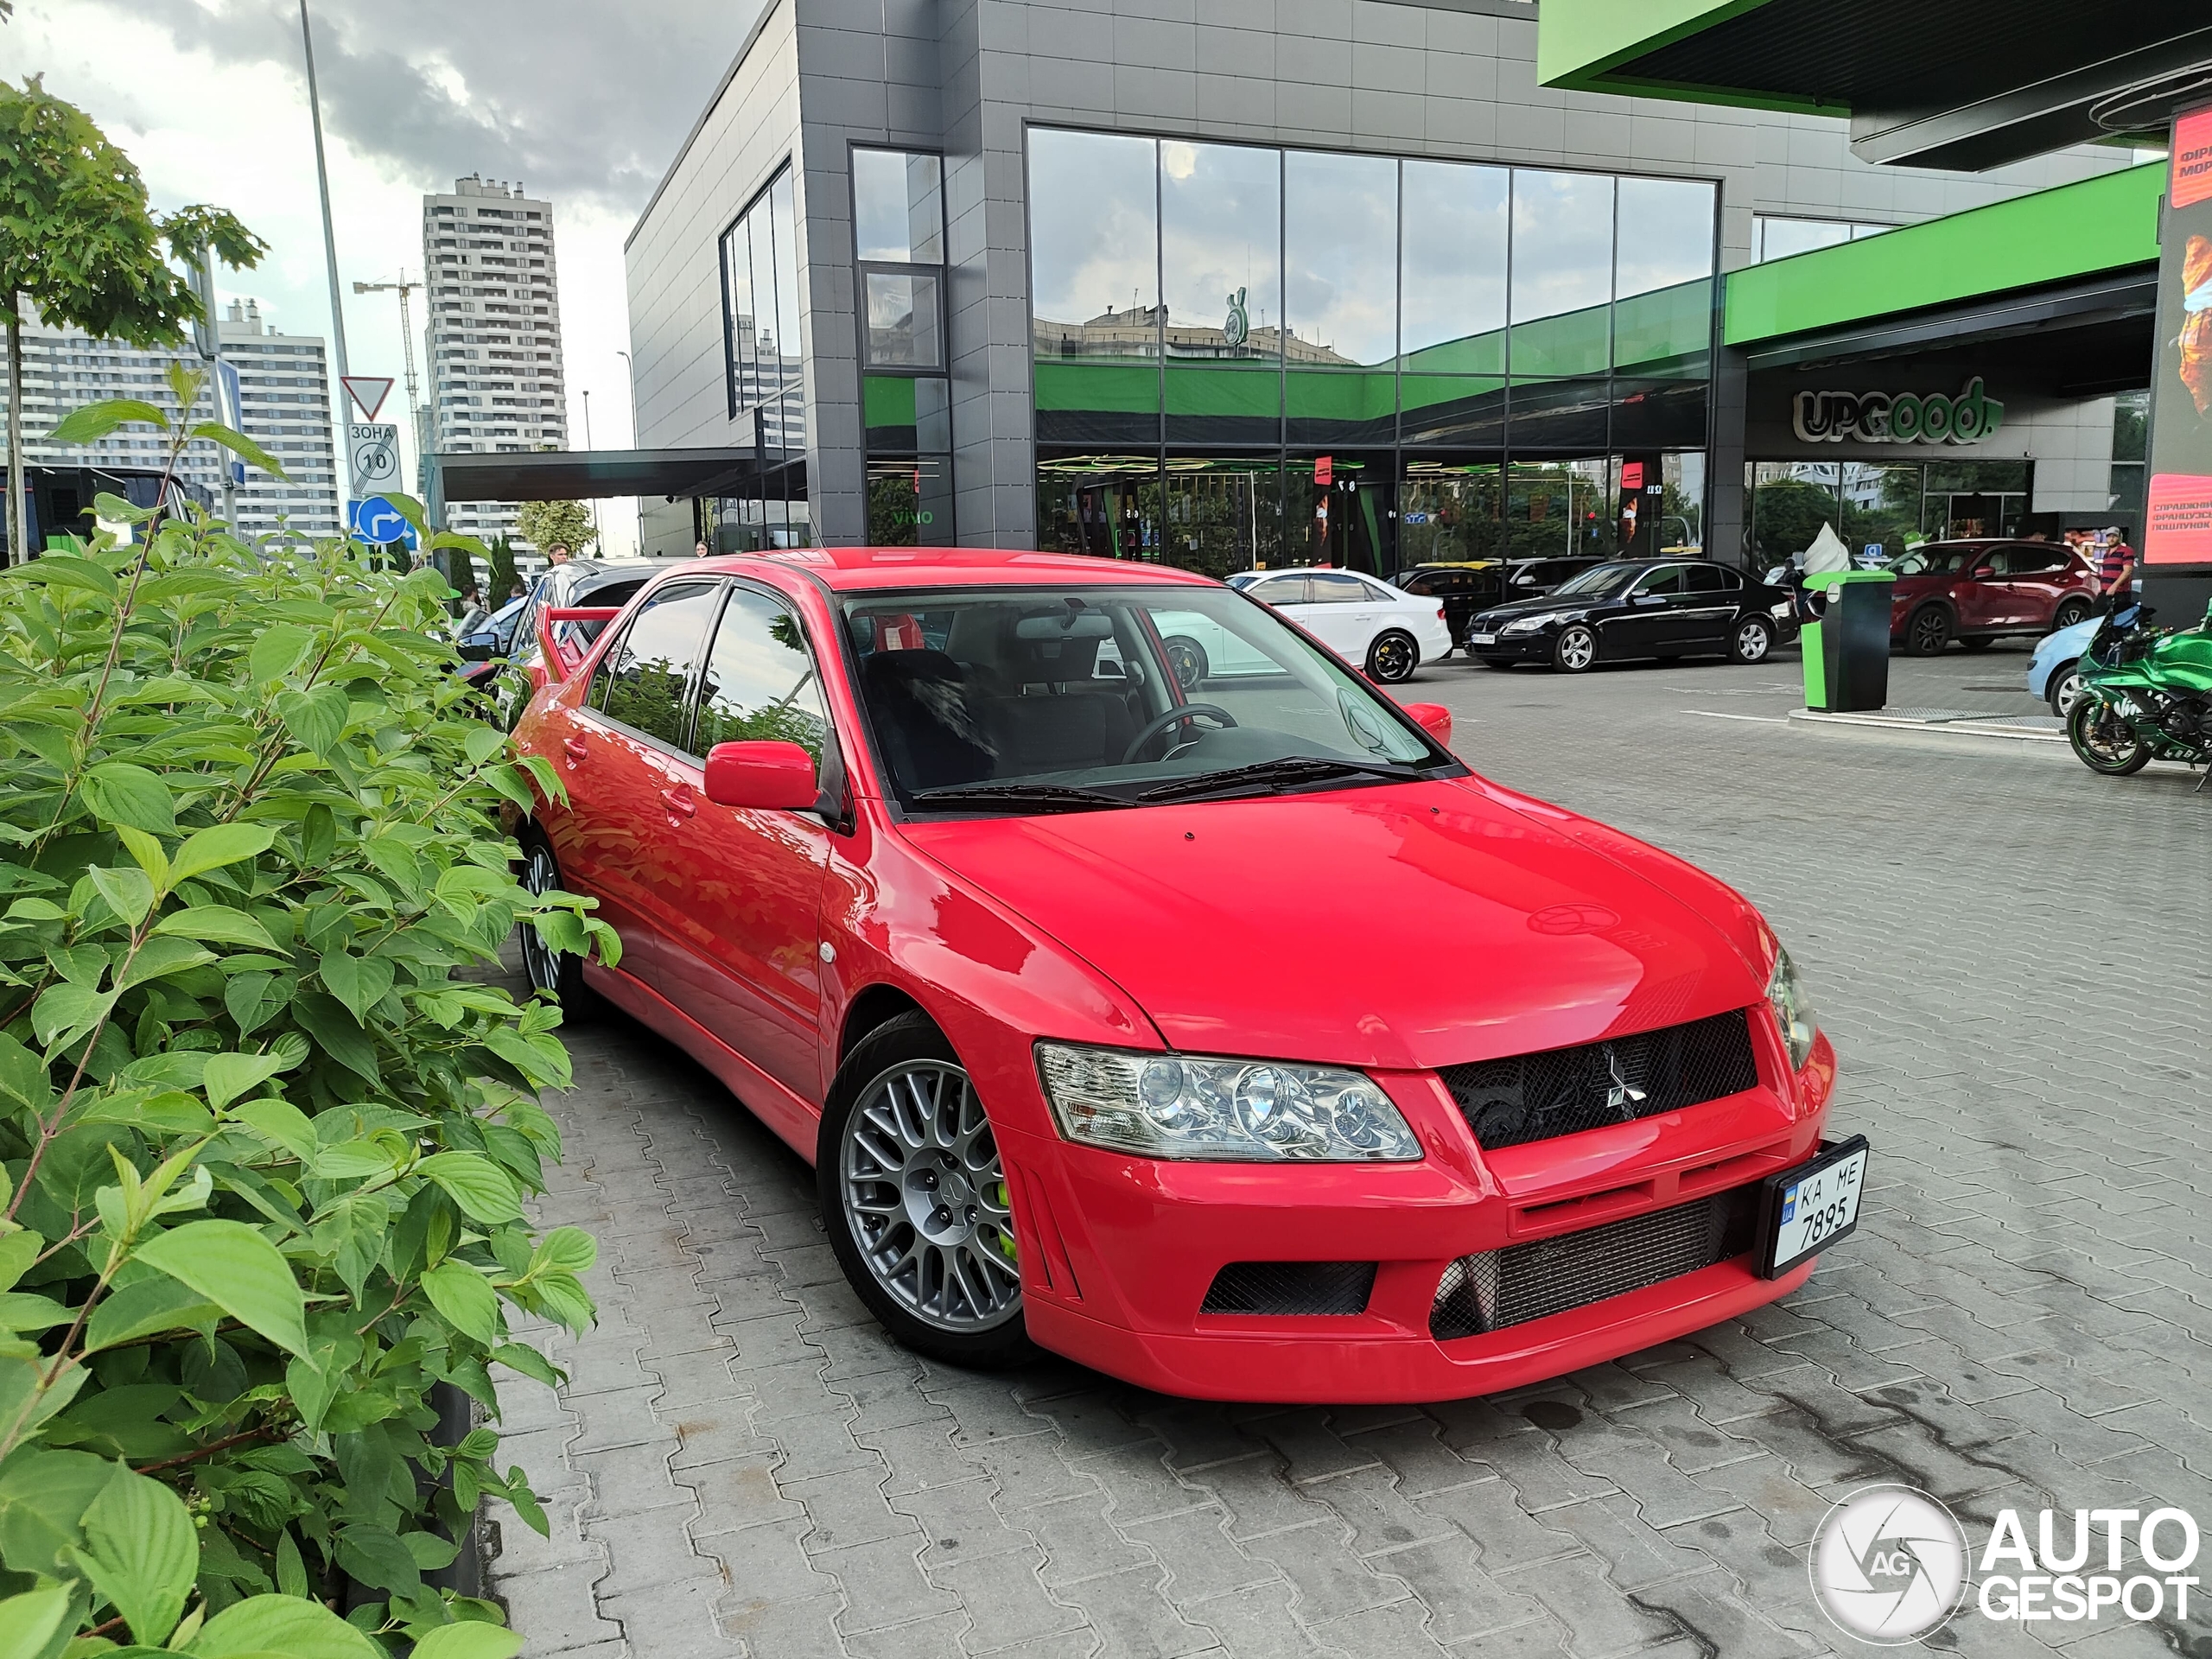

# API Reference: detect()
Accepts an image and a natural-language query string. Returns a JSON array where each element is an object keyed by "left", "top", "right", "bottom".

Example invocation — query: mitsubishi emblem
[{"left": 1605, "top": 1047, "right": 1647, "bottom": 1116}]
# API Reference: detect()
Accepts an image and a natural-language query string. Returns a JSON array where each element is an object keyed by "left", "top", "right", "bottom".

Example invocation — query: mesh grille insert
[
  {"left": 1430, "top": 1185, "right": 1760, "bottom": 1342},
  {"left": 1201, "top": 1262, "right": 1377, "bottom": 1317},
  {"left": 1440, "top": 1008, "right": 1759, "bottom": 1152}
]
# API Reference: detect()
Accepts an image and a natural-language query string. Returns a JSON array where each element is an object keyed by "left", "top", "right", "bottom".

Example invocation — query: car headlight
[
  {"left": 1766, "top": 944, "right": 1820, "bottom": 1071},
  {"left": 1502, "top": 612, "right": 1563, "bottom": 634},
  {"left": 1036, "top": 1042, "right": 1421, "bottom": 1161}
]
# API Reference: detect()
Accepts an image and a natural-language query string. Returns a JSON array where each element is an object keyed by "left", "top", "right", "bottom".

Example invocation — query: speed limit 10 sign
[{"left": 348, "top": 423, "right": 400, "bottom": 488}]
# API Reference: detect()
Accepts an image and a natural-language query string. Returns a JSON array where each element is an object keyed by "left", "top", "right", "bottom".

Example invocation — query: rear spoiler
[{"left": 537, "top": 607, "right": 623, "bottom": 683}]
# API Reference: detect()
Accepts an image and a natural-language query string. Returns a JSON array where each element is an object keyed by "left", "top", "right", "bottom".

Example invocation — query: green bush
[{"left": 0, "top": 378, "right": 618, "bottom": 1656}]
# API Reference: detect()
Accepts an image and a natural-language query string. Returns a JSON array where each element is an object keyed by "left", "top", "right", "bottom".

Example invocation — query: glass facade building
[{"left": 1027, "top": 129, "right": 1716, "bottom": 580}]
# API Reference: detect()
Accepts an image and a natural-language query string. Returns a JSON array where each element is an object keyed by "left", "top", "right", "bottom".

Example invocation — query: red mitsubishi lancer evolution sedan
[{"left": 510, "top": 548, "right": 1858, "bottom": 1403}]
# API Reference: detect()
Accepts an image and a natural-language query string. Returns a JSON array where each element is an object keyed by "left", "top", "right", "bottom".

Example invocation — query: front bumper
[
  {"left": 1467, "top": 627, "right": 1559, "bottom": 663},
  {"left": 997, "top": 1029, "right": 1839, "bottom": 1402}
]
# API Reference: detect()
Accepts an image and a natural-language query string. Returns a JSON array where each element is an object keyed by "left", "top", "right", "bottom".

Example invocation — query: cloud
[{"left": 76, "top": 0, "right": 760, "bottom": 218}]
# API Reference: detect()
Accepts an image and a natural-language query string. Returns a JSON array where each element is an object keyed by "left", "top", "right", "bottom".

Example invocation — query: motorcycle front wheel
[{"left": 2067, "top": 698, "right": 2152, "bottom": 775}]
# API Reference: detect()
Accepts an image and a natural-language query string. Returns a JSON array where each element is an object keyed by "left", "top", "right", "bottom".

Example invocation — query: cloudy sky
[{"left": 11, "top": 0, "right": 766, "bottom": 552}]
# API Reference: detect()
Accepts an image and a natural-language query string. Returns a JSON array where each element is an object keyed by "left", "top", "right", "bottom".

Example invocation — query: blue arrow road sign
[{"left": 349, "top": 495, "right": 418, "bottom": 550}]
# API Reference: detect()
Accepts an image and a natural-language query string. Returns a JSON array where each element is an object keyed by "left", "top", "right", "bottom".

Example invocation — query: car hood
[
  {"left": 1474, "top": 592, "right": 1614, "bottom": 621},
  {"left": 899, "top": 779, "right": 1764, "bottom": 1072}
]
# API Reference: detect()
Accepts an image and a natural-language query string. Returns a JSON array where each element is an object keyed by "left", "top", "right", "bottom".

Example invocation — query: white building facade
[{"left": 422, "top": 175, "right": 569, "bottom": 550}]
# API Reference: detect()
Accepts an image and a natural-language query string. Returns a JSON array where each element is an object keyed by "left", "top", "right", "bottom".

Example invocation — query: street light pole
[
  {"left": 582, "top": 388, "right": 600, "bottom": 544},
  {"left": 352, "top": 272, "right": 424, "bottom": 493},
  {"left": 299, "top": 0, "right": 356, "bottom": 518}
]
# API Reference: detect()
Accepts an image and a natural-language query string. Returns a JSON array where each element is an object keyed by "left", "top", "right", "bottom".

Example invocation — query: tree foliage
[
  {"left": 0, "top": 388, "right": 617, "bottom": 1654},
  {"left": 510, "top": 503, "right": 594, "bottom": 558}
]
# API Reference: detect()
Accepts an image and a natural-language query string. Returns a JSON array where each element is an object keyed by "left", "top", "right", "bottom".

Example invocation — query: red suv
[
  {"left": 511, "top": 549, "right": 1853, "bottom": 1402},
  {"left": 1886, "top": 539, "right": 2095, "bottom": 655}
]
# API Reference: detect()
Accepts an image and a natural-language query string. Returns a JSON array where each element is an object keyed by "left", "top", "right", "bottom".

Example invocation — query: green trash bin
[{"left": 1800, "top": 569, "right": 1896, "bottom": 712}]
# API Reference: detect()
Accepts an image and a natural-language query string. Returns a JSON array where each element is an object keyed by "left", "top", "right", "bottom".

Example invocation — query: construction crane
[{"left": 351, "top": 271, "right": 425, "bottom": 492}]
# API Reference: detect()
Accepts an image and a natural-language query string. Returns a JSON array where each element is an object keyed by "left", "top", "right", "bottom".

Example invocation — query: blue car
[{"left": 2028, "top": 615, "right": 2098, "bottom": 716}]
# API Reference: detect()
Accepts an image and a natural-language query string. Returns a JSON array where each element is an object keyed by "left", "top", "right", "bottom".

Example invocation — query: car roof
[{"left": 699, "top": 546, "right": 1222, "bottom": 594}]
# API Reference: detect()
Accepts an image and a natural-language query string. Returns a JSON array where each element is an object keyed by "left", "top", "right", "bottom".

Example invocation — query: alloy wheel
[
  {"left": 839, "top": 1061, "right": 1022, "bottom": 1334},
  {"left": 2052, "top": 598, "right": 2091, "bottom": 631},
  {"left": 1368, "top": 632, "right": 1417, "bottom": 683},
  {"left": 1732, "top": 620, "right": 1771, "bottom": 663},
  {"left": 519, "top": 842, "right": 561, "bottom": 997},
  {"left": 1907, "top": 607, "right": 1950, "bottom": 655},
  {"left": 1554, "top": 626, "right": 1597, "bottom": 672}
]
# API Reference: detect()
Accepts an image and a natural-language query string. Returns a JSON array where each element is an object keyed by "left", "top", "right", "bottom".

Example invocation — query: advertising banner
[{"left": 2144, "top": 105, "right": 2212, "bottom": 564}]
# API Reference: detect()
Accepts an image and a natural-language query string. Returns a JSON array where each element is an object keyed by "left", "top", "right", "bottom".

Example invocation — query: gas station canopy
[
  {"left": 431, "top": 447, "right": 779, "bottom": 504},
  {"left": 1538, "top": 0, "right": 2212, "bottom": 169}
]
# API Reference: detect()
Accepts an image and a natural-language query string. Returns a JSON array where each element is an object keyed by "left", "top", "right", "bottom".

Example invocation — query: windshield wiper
[
  {"left": 910, "top": 782, "right": 1128, "bottom": 814},
  {"left": 1137, "top": 756, "right": 1429, "bottom": 804}
]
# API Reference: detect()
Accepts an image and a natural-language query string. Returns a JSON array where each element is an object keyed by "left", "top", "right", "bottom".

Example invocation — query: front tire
[
  {"left": 1552, "top": 624, "right": 1597, "bottom": 673},
  {"left": 1904, "top": 606, "right": 1952, "bottom": 656},
  {"left": 2068, "top": 697, "right": 2152, "bottom": 775},
  {"left": 2046, "top": 661, "right": 2082, "bottom": 719},
  {"left": 1727, "top": 616, "right": 1774, "bottom": 664},
  {"left": 1366, "top": 630, "right": 1419, "bottom": 683},
  {"left": 518, "top": 835, "right": 599, "bottom": 1017},
  {"left": 1162, "top": 635, "right": 1209, "bottom": 691},
  {"left": 819, "top": 1014, "right": 1034, "bottom": 1370}
]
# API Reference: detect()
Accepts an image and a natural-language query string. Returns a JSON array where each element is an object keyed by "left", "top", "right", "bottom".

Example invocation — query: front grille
[
  {"left": 1201, "top": 1261, "right": 1376, "bottom": 1316},
  {"left": 1430, "top": 1185, "right": 1760, "bottom": 1342},
  {"left": 1440, "top": 1008, "right": 1759, "bottom": 1152}
]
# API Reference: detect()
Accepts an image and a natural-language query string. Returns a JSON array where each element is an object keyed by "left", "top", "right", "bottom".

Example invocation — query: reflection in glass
[
  {"left": 1510, "top": 378, "right": 1611, "bottom": 451},
  {"left": 1165, "top": 361, "right": 1278, "bottom": 447},
  {"left": 1285, "top": 150, "right": 1397, "bottom": 368},
  {"left": 1613, "top": 177, "right": 1714, "bottom": 375},
  {"left": 767, "top": 172, "right": 805, "bottom": 452},
  {"left": 1162, "top": 456, "right": 1285, "bottom": 576},
  {"left": 1162, "top": 141, "right": 1281, "bottom": 364},
  {"left": 600, "top": 583, "right": 721, "bottom": 748},
  {"left": 1029, "top": 130, "right": 1159, "bottom": 360},
  {"left": 1286, "top": 368, "right": 1396, "bottom": 447},
  {"left": 1035, "top": 453, "right": 1165, "bottom": 561},
  {"left": 852, "top": 149, "right": 944, "bottom": 264},
  {"left": 1507, "top": 461, "right": 1615, "bottom": 562},
  {"left": 1610, "top": 378, "right": 1708, "bottom": 449},
  {"left": 1283, "top": 455, "right": 1386, "bottom": 575},
  {"left": 1400, "top": 376, "right": 1505, "bottom": 448},
  {"left": 868, "top": 457, "right": 955, "bottom": 546},
  {"left": 1510, "top": 170, "right": 1613, "bottom": 377},
  {"left": 865, "top": 270, "right": 943, "bottom": 368},
  {"left": 696, "top": 588, "right": 832, "bottom": 763},
  {"left": 1401, "top": 161, "right": 1508, "bottom": 375},
  {"left": 1399, "top": 461, "right": 1504, "bottom": 563},
  {"left": 1662, "top": 451, "right": 1706, "bottom": 552}
]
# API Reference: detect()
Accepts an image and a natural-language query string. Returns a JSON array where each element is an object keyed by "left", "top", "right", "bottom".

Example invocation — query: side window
[
  {"left": 1306, "top": 571, "right": 1370, "bottom": 604},
  {"left": 1683, "top": 563, "right": 1726, "bottom": 594},
  {"left": 1405, "top": 572, "right": 1439, "bottom": 595},
  {"left": 1633, "top": 565, "right": 1686, "bottom": 596},
  {"left": 595, "top": 582, "right": 721, "bottom": 751},
  {"left": 1716, "top": 566, "right": 1745, "bottom": 589},
  {"left": 695, "top": 588, "right": 834, "bottom": 766},
  {"left": 1248, "top": 576, "right": 1307, "bottom": 605},
  {"left": 2004, "top": 546, "right": 2066, "bottom": 575}
]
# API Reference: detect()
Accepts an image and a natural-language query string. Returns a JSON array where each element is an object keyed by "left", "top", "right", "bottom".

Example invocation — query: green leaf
[
  {"left": 531, "top": 1225, "right": 597, "bottom": 1276},
  {"left": 334, "top": 1523, "right": 420, "bottom": 1595},
  {"left": 132, "top": 1219, "right": 309, "bottom": 1358},
  {"left": 153, "top": 904, "right": 283, "bottom": 952},
  {"left": 87, "top": 865, "right": 156, "bottom": 928},
  {"left": 489, "top": 1341, "right": 560, "bottom": 1388},
  {"left": 233, "top": 1096, "right": 316, "bottom": 1161},
  {"left": 117, "top": 935, "right": 217, "bottom": 989},
  {"left": 83, "top": 1274, "right": 221, "bottom": 1352},
  {"left": 0, "top": 1448, "right": 111, "bottom": 1579},
  {"left": 116, "top": 824, "right": 171, "bottom": 889},
  {"left": 416, "top": 1152, "right": 523, "bottom": 1225},
  {"left": 400, "top": 1529, "right": 460, "bottom": 1571},
  {"left": 31, "top": 982, "right": 116, "bottom": 1051},
  {"left": 246, "top": 624, "right": 315, "bottom": 686},
  {"left": 0, "top": 1033, "right": 54, "bottom": 1115},
  {"left": 201, "top": 1051, "right": 285, "bottom": 1111},
  {"left": 47, "top": 398, "right": 169, "bottom": 444},
  {"left": 275, "top": 1528, "right": 309, "bottom": 1599},
  {"left": 319, "top": 949, "right": 395, "bottom": 1025},
  {"left": 170, "top": 823, "right": 276, "bottom": 883},
  {"left": 420, "top": 1259, "right": 499, "bottom": 1344},
  {"left": 410, "top": 1624, "right": 523, "bottom": 1659},
  {"left": 276, "top": 683, "right": 349, "bottom": 755},
  {"left": 6, "top": 552, "right": 117, "bottom": 599},
  {"left": 81, "top": 763, "right": 178, "bottom": 836},
  {"left": 0, "top": 1231, "right": 42, "bottom": 1294},
  {"left": 0, "top": 1585, "right": 72, "bottom": 1659},
  {"left": 0, "top": 1293, "right": 71, "bottom": 1332},
  {"left": 187, "top": 1594, "right": 383, "bottom": 1659},
  {"left": 292, "top": 991, "right": 380, "bottom": 1084},
  {"left": 188, "top": 421, "right": 289, "bottom": 480},
  {"left": 77, "top": 1464, "right": 199, "bottom": 1645}
]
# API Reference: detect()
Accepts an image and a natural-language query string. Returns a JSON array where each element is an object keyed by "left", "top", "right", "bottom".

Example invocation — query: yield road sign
[
  {"left": 348, "top": 422, "right": 400, "bottom": 489},
  {"left": 348, "top": 495, "right": 417, "bottom": 550},
  {"left": 342, "top": 376, "right": 394, "bottom": 421}
]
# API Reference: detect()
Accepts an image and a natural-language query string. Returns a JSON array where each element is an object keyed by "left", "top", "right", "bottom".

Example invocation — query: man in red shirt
[{"left": 2097, "top": 531, "right": 2135, "bottom": 602}]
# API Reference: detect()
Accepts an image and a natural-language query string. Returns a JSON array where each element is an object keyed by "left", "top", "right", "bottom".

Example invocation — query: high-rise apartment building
[
  {"left": 422, "top": 175, "right": 568, "bottom": 550},
  {"left": 1, "top": 297, "right": 339, "bottom": 540}
]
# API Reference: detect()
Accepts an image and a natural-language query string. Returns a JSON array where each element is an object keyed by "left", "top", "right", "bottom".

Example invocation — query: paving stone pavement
[{"left": 487, "top": 641, "right": 2212, "bottom": 1658}]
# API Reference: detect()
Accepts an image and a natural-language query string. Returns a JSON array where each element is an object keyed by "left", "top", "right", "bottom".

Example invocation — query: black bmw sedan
[{"left": 1465, "top": 558, "right": 1798, "bottom": 672}]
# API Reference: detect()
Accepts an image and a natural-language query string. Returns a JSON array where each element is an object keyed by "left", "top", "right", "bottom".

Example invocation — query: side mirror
[
  {"left": 1402, "top": 702, "right": 1452, "bottom": 746},
  {"left": 702, "top": 740, "right": 819, "bottom": 810},
  {"left": 457, "top": 634, "right": 496, "bottom": 662}
]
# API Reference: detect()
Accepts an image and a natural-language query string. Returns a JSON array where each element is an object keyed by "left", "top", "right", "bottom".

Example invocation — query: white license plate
[
  {"left": 1758, "top": 1137, "right": 1868, "bottom": 1278},
  {"left": 1470, "top": 633, "right": 1497, "bottom": 645}
]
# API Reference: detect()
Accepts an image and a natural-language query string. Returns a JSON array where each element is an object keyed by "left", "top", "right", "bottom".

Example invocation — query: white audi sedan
[{"left": 1225, "top": 568, "right": 1456, "bottom": 683}]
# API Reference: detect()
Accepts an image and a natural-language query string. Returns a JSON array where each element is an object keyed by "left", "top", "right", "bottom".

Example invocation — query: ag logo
[{"left": 1810, "top": 1484, "right": 1969, "bottom": 1644}]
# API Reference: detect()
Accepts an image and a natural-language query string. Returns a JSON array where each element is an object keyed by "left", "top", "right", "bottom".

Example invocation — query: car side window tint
[
  {"left": 696, "top": 588, "right": 834, "bottom": 766},
  {"left": 1405, "top": 573, "right": 1438, "bottom": 594},
  {"left": 1307, "top": 572, "right": 1370, "bottom": 603},
  {"left": 1249, "top": 576, "right": 1307, "bottom": 605},
  {"left": 1633, "top": 566, "right": 1685, "bottom": 596},
  {"left": 598, "top": 582, "right": 721, "bottom": 749},
  {"left": 1683, "top": 563, "right": 1726, "bottom": 593}
]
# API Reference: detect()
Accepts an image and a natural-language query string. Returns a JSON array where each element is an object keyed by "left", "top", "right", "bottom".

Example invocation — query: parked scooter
[{"left": 2066, "top": 600, "right": 2212, "bottom": 780}]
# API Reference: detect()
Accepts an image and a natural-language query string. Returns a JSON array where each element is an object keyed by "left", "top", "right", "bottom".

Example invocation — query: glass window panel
[
  {"left": 1508, "top": 377, "right": 1611, "bottom": 451},
  {"left": 1510, "top": 170, "right": 1613, "bottom": 378},
  {"left": 769, "top": 172, "right": 804, "bottom": 408},
  {"left": 600, "top": 582, "right": 721, "bottom": 751},
  {"left": 1161, "top": 140, "right": 1281, "bottom": 365},
  {"left": 747, "top": 205, "right": 776, "bottom": 410},
  {"left": 863, "top": 372, "right": 917, "bottom": 453},
  {"left": 1662, "top": 451, "right": 1706, "bottom": 553},
  {"left": 1399, "top": 461, "right": 1505, "bottom": 562},
  {"left": 867, "top": 457, "right": 955, "bottom": 546},
  {"left": 1399, "top": 375, "right": 1505, "bottom": 449},
  {"left": 1029, "top": 130, "right": 1159, "bottom": 362},
  {"left": 1162, "top": 455, "right": 1284, "bottom": 575},
  {"left": 1631, "top": 564, "right": 1684, "bottom": 595},
  {"left": 721, "top": 219, "right": 757, "bottom": 415},
  {"left": 1610, "top": 377, "right": 1708, "bottom": 449},
  {"left": 1401, "top": 162, "right": 1508, "bottom": 375},
  {"left": 1284, "top": 149, "right": 1397, "bottom": 368},
  {"left": 1754, "top": 216, "right": 1853, "bottom": 263},
  {"left": 695, "top": 588, "right": 833, "bottom": 765},
  {"left": 1036, "top": 363, "right": 1162, "bottom": 447},
  {"left": 1033, "top": 452, "right": 1165, "bottom": 559},
  {"left": 2112, "top": 389, "right": 2146, "bottom": 461},
  {"left": 1284, "top": 454, "right": 1387, "bottom": 575},
  {"left": 1163, "top": 360, "right": 1278, "bottom": 446},
  {"left": 1285, "top": 367, "right": 1396, "bottom": 447},
  {"left": 853, "top": 148, "right": 944, "bottom": 264},
  {"left": 1614, "top": 177, "right": 1713, "bottom": 297},
  {"left": 915, "top": 375, "right": 951, "bottom": 454},
  {"left": 864, "top": 270, "right": 943, "bottom": 368},
  {"left": 1507, "top": 461, "right": 1616, "bottom": 560},
  {"left": 1247, "top": 575, "right": 1308, "bottom": 604}
]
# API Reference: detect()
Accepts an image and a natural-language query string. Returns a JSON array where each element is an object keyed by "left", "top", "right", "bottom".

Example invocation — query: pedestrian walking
[
  {"left": 455, "top": 582, "right": 489, "bottom": 638},
  {"left": 2097, "top": 528, "right": 2135, "bottom": 606}
]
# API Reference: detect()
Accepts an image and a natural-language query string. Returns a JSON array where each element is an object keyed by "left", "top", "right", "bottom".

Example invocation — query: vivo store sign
[{"left": 1792, "top": 377, "right": 2005, "bottom": 445}]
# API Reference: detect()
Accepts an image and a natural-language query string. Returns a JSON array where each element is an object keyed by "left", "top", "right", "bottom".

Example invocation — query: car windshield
[
  {"left": 1886, "top": 545, "right": 1979, "bottom": 576},
  {"left": 840, "top": 585, "right": 1454, "bottom": 814},
  {"left": 1548, "top": 563, "right": 1640, "bottom": 599}
]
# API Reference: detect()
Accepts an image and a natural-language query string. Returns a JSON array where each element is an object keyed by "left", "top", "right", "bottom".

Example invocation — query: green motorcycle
[{"left": 2067, "top": 600, "right": 2212, "bottom": 779}]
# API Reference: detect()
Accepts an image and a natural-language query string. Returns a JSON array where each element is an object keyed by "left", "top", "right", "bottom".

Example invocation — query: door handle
[
  {"left": 660, "top": 785, "right": 697, "bottom": 820},
  {"left": 562, "top": 735, "right": 589, "bottom": 764}
]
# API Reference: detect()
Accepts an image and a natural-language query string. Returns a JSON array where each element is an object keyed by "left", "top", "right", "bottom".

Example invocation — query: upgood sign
[{"left": 1791, "top": 377, "right": 2005, "bottom": 445}]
